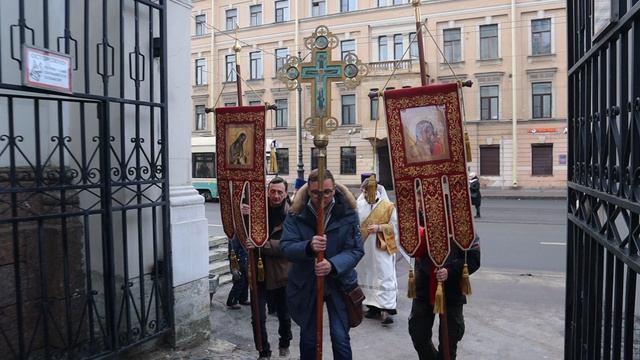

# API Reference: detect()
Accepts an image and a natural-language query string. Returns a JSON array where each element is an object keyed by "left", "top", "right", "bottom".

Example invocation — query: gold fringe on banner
[
  {"left": 433, "top": 281, "right": 445, "bottom": 314},
  {"left": 257, "top": 251, "right": 265, "bottom": 282},
  {"left": 407, "top": 268, "right": 417, "bottom": 299}
]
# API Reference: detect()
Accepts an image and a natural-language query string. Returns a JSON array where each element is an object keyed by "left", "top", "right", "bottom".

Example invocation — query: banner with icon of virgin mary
[
  {"left": 215, "top": 106, "right": 269, "bottom": 248},
  {"left": 384, "top": 83, "right": 475, "bottom": 267}
]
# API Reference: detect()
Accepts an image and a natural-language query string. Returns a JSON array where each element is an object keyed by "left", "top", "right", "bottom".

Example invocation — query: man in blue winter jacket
[{"left": 280, "top": 169, "right": 364, "bottom": 360}]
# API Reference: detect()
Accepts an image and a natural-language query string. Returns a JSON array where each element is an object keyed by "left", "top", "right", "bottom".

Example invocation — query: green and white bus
[{"left": 192, "top": 136, "right": 218, "bottom": 201}]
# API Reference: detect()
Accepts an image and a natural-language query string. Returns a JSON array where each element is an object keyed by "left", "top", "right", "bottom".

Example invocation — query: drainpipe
[
  {"left": 210, "top": 0, "right": 216, "bottom": 133},
  {"left": 510, "top": 0, "right": 518, "bottom": 187}
]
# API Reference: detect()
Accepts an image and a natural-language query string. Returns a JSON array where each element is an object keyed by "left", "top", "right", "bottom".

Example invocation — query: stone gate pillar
[{"left": 166, "top": 0, "right": 210, "bottom": 347}]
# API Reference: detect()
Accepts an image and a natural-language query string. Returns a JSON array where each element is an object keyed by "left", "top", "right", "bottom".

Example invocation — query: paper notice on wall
[{"left": 22, "top": 45, "right": 72, "bottom": 93}]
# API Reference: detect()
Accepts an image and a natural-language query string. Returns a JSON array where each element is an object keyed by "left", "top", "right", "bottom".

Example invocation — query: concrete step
[
  {"left": 209, "top": 236, "right": 227, "bottom": 249},
  {"left": 209, "top": 260, "right": 230, "bottom": 275},
  {"left": 219, "top": 273, "right": 233, "bottom": 286},
  {"left": 209, "top": 248, "right": 228, "bottom": 263}
]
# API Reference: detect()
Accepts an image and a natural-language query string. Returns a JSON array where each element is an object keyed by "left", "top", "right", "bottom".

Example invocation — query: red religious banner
[
  {"left": 384, "top": 83, "right": 475, "bottom": 267},
  {"left": 215, "top": 106, "right": 269, "bottom": 248}
]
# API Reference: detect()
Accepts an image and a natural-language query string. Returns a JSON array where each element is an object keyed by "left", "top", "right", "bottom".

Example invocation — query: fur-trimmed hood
[{"left": 290, "top": 182, "right": 357, "bottom": 215}]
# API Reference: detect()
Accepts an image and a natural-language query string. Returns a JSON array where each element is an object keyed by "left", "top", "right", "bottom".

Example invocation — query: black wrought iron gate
[
  {"left": 0, "top": 1, "right": 172, "bottom": 359},
  {"left": 566, "top": 0, "right": 640, "bottom": 359}
]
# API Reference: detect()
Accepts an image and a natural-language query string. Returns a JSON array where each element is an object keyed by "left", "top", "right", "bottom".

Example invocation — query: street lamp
[{"left": 296, "top": 51, "right": 305, "bottom": 183}]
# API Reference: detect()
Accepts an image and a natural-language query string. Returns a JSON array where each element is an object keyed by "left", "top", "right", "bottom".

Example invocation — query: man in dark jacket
[
  {"left": 408, "top": 236, "right": 481, "bottom": 360},
  {"left": 281, "top": 169, "right": 364, "bottom": 360},
  {"left": 245, "top": 177, "right": 293, "bottom": 359}
]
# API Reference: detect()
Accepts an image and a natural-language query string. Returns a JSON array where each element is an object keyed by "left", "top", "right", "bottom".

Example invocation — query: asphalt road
[{"left": 204, "top": 198, "right": 568, "bottom": 273}]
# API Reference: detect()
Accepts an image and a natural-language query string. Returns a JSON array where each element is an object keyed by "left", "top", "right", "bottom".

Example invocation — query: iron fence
[
  {"left": 566, "top": 0, "right": 640, "bottom": 359},
  {"left": 0, "top": 1, "right": 172, "bottom": 359}
]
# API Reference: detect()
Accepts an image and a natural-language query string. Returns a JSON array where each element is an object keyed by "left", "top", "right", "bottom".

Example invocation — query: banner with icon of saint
[
  {"left": 215, "top": 106, "right": 268, "bottom": 248},
  {"left": 384, "top": 83, "right": 475, "bottom": 267}
]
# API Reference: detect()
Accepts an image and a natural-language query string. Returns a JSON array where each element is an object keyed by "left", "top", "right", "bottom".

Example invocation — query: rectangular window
[
  {"left": 479, "top": 24, "right": 498, "bottom": 59},
  {"left": 226, "top": 9, "right": 237, "bottom": 30},
  {"left": 250, "top": 5, "right": 262, "bottom": 26},
  {"left": 377, "top": 0, "right": 388, "bottom": 5},
  {"left": 276, "top": 148, "right": 289, "bottom": 174},
  {"left": 443, "top": 28, "right": 461, "bottom": 63},
  {"left": 409, "top": 32, "right": 418, "bottom": 59},
  {"left": 394, "top": 34, "right": 403, "bottom": 60},
  {"left": 195, "top": 105, "right": 206, "bottom": 130},
  {"left": 342, "top": 95, "right": 356, "bottom": 125},
  {"left": 340, "top": 147, "right": 357, "bottom": 174},
  {"left": 341, "top": 0, "right": 356, "bottom": 12},
  {"left": 224, "top": 102, "right": 237, "bottom": 107},
  {"left": 250, "top": 51, "right": 263, "bottom": 79},
  {"left": 275, "top": 48, "right": 288, "bottom": 72},
  {"left": 192, "top": 152, "right": 216, "bottom": 178},
  {"left": 312, "top": 0, "right": 326, "bottom": 16},
  {"left": 195, "top": 58, "right": 206, "bottom": 85},
  {"left": 480, "top": 85, "right": 499, "bottom": 120},
  {"left": 479, "top": 145, "right": 500, "bottom": 176},
  {"left": 225, "top": 54, "right": 236, "bottom": 81},
  {"left": 275, "top": 99, "right": 288, "bottom": 127},
  {"left": 393, "top": 0, "right": 405, "bottom": 4},
  {"left": 378, "top": 36, "right": 388, "bottom": 61},
  {"left": 275, "top": 0, "right": 289, "bottom": 23},
  {"left": 249, "top": 100, "right": 261, "bottom": 105},
  {"left": 532, "top": 82, "right": 552, "bottom": 118},
  {"left": 311, "top": 148, "right": 319, "bottom": 170},
  {"left": 195, "top": 15, "right": 206, "bottom": 36},
  {"left": 531, "top": 18, "right": 551, "bottom": 55},
  {"left": 532, "top": 144, "right": 553, "bottom": 175},
  {"left": 341, "top": 39, "right": 355, "bottom": 60},
  {"left": 370, "top": 89, "right": 379, "bottom": 120}
]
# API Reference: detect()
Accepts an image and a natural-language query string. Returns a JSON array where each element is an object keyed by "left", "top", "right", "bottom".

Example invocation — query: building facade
[{"left": 191, "top": 0, "right": 567, "bottom": 189}]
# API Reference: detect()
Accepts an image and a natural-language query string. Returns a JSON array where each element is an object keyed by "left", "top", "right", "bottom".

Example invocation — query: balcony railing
[{"left": 368, "top": 59, "right": 423, "bottom": 74}]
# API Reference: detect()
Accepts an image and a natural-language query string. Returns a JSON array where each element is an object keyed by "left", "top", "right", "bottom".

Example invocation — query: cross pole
[{"left": 278, "top": 25, "right": 367, "bottom": 360}]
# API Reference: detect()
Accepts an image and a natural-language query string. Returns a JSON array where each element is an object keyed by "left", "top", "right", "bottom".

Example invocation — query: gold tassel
[
  {"left": 407, "top": 269, "right": 417, "bottom": 299},
  {"left": 229, "top": 249, "right": 240, "bottom": 272},
  {"left": 257, "top": 251, "right": 265, "bottom": 282},
  {"left": 247, "top": 261, "right": 252, "bottom": 285},
  {"left": 433, "top": 281, "right": 445, "bottom": 314},
  {"left": 461, "top": 262, "right": 472, "bottom": 296},
  {"left": 464, "top": 131, "right": 472, "bottom": 163}
]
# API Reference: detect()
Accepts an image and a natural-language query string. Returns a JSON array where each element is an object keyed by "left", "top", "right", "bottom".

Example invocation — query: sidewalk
[{"left": 134, "top": 266, "right": 565, "bottom": 360}]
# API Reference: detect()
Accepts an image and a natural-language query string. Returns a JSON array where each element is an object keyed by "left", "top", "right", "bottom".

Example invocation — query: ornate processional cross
[
  {"left": 278, "top": 25, "right": 368, "bottom": 146},
  {"left": 277, "top": 25, "right": 368, "bottom": 360}
]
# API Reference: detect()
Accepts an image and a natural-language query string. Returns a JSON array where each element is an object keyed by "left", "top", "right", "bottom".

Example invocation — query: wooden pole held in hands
[{"left": 233, "top": 37, "right": 263, "bottom": 353}]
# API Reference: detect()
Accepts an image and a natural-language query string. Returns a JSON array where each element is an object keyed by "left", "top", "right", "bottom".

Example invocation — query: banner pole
[
  {"left": 232, "top": 36, "right": 263, "bottom": 353},
  {"left": 411, "top": 1, "right": 449, "bottom": 359}
]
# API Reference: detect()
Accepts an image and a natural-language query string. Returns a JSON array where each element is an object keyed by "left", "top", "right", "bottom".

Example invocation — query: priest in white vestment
[{"left": 355, "top": 179, "right": 400, "bottom": 325}]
